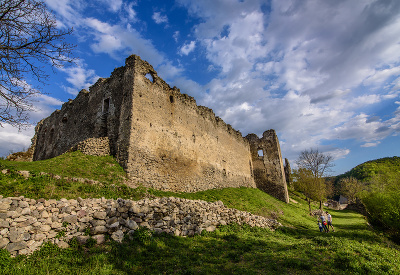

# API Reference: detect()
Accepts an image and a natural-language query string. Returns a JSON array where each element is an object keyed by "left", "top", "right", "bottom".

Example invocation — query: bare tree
[
  {"left": 294, "top": 148, "right": 334, "bottom": 212},
  {"left": 0, "top": 0, "right": 75, "bottom": 127}
]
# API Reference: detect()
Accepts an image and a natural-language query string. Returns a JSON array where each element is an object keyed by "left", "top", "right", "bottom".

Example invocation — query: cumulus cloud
[
  {"left": 179, "top": 41, "right": 196, "bottom": 56},
  {"left": 59, "top": 63, "right": 99, "bottom": 95},
  {"left": 19, "top": 0, "right": 399, "bottom": 175},
  {"left": 83, "top": 17, "right": 166, "bottom": 66},
  {"left": 178, "top": 0, "right": 400, "bottom": 165}
]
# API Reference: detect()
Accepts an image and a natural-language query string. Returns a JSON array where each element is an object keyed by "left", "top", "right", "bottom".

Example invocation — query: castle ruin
[{"left": 31, "top": 55, "right": 289, "bottom": 203}]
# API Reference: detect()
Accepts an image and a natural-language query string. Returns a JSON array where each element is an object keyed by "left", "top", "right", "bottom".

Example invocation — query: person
[
  {"left": 319, "top": 214, "right": 328, "bottom": 233},
  {"left": 326, "top": 212, "right": 335, "bottom": 232},
  {"left": 317, "top": 221, "right": 324, "bottom": 232}
]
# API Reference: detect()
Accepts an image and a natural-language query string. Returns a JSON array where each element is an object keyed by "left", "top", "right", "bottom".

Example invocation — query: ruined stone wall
[
  {"left": 0, "top": 195, "right": 280, "bottom": 256},
  {"left": 67, "top": 137, "right": 110, "bottom": 157},
  {"left": 126, "top": 56, "right": 255, "bottom": 192},
  {"left": 31, "top": 55, "right": 289, "bottom": 201},
  {"left": 32, "top": 66, "right": 127, "bottom": 161},
  {"left": 246, "top": 131, "right": 289, "bottom": 203}
]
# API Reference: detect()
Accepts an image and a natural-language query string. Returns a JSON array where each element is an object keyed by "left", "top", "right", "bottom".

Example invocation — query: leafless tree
[
  {"left": 295, "top": 148, "right": 334, "bottom": 211},
  {"left": 0, "top": 0, "right": 75, "bottom": 127}
]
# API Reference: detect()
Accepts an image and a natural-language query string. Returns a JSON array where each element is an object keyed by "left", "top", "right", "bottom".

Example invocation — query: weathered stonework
[
  {"left": 67, "top": 137, "right": 110, "bottom": 156},
  {"left": 246, "top": 130, "right": 289, "bottom": 203},
  {"left": 31, "top": 55, "right": 289, "bottom": 201},
  {"left": 0, "top": 195, "right": 281, "bottom": 256}
]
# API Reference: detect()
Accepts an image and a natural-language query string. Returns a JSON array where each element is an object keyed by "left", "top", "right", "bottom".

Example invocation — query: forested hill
[{"left": 337, "top": 156, "right": 400, "bottom": 183}]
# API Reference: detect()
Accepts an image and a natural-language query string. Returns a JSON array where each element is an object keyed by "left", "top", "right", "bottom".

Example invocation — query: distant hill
[{"left": 337, "top": 156, "right": 400, "bottom": 183}]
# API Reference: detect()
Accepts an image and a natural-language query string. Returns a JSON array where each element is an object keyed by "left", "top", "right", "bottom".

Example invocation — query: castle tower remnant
[{"left": 246, "top": 130, "right": 289, "bottom": 203}]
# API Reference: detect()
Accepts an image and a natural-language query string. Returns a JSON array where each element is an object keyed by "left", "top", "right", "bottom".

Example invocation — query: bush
[{"left": 361, "top": 190, "right": 400, "bottom": 237}]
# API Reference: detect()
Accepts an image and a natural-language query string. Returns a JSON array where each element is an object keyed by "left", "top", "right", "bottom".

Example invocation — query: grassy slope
[{"left": 0, "top": 152, "right": 399, "bottom": 274}]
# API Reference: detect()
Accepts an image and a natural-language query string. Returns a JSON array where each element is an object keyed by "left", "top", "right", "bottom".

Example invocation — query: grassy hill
[{"left": 1, "top": 152, "right": 400, "bottom": 274}]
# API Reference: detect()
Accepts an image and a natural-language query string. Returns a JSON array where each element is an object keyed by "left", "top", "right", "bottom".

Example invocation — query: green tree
[
  {"left": 339, "top": 177, "right": 364, "bottom": 204},
  {"left": 0, "top": 0, "right": 75, "bottom": 127},
  {"left": 292, "top": 168, "right": 321, "bottom": 214},
  {"left": 294, "top": 148, "right": 334, "bottom": 213}
]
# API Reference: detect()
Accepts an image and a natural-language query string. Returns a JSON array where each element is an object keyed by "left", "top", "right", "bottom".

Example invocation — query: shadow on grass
[
  {"left": 2, "top": 224, "right": 398, "bottom": 275},
  {"left": 107, "top": 230, "right": 321, "bottom": 274}
]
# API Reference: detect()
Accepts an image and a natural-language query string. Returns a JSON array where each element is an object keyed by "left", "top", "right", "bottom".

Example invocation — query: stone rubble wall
[
  {"left": 0, "top": 195, "right": 281, "bottom": 256},
  {"left": 67, "top": 137, "right": 111, "bottom": 156}
]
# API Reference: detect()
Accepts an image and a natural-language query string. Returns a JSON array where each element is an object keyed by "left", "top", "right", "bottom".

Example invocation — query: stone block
[
  {"left": 93, "top": 211, "right": 107, "bottom": 220},
  {"left": 0, "top": 237, "right": 10, "bottom": 248},
  {"left": 6, "top": 241, "right": 27, "bottom": 252}
]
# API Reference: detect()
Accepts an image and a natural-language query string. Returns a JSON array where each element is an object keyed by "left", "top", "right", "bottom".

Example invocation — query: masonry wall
[
  {"left": 31, "top": 55, "right": 290, "bottom": 200},
  {"left": 246, "top": 131, "right": 289, "bottom": 203},
  {"left": 32, "top": 66, "right": 128, "bottom": 161},
  {"left": 0, "top": 195, "right": 280, "bottom": 257},
  {"left": 125, "top": 56, "right": 255, "bottom": 192}
]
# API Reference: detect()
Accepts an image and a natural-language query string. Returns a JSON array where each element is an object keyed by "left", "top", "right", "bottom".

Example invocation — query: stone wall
[
  {"left": 68, "top": 137, "right": 110, "bottom": 156},
  {"left": 32, "top": 65, "right": 128, "bottom": 161},
  {"left": 126, "top": 56, "right": 255, "bottom": 192},
  {"left": 30, "top": 54, "right": 288, "bottom": 201},
  {"left": 0, "top": 195, "right": 281, "bottom": 256},
  {"left": 246, "top": 130, "right": 289, "bottom": 203}
]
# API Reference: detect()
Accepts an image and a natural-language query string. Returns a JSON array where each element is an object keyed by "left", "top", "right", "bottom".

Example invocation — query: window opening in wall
[
  {"left": 103, "top": 98, "right": 110, "bottom": 114},
  {"left": 170, "top": 95, "right": 174, "bottom": 103},
  {"left": 145, "top": 73, "right": 153, "bottom": 82},
  {"left": 258, "top": 149, "right": 264, "bottom": 157},
  {"left": 100, "top": 98, "right": 110, "bottom": 137}
]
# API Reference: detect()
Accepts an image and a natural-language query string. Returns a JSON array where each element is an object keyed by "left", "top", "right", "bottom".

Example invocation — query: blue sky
[{"left": 1, "top": 0, "right": 400, "bottom": 176}]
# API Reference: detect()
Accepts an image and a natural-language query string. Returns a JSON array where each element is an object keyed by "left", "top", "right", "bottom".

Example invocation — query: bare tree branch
[{"left": 0, "top": 0, "right": 75, "bottom": 128}]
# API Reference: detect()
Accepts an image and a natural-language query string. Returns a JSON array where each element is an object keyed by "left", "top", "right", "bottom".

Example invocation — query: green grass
[
  {"left": 1, "top": 152, "right": 399, "bottom": 274},
  {"left": 1, "top": 151, "right": 127, "bottom": 184}
]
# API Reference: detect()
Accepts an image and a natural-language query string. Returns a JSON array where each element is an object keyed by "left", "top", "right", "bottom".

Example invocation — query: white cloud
[
  {"left": 327, "top": 148, "right": 351, "bottom": 160},
  {"left": 0, "top": 123, "right": 35, "bottom": 157},
  {"left": 173, "top": 31, "right": 180, "bottom": 42},
  {"left": 125, "top": 2, "right": 137, "bottom": 21},
  {"left": 361, "top": 141, "right": 381, "bottom": 148},
  {"left": 179, "top": 41, "right": 196, "bottom": 56},
  {"left": 25, "top": 0, "right": 400, "bottom": 175},
  {"left": 156, "top": 62, "right": 184, "bottom": 82},
  {"left": 364, "top": 67, "right": 400, "bottom": 86},
  {"left": 177, "top": 0, "right": 400, "bottom": 160},
  {"left": 152, "top": 12, "right": 168, "bottom": 24},
  {"left": 59, "top": 63, "right": 99, "bottom": 95},
  {"left": 83, "top": 17, "right": 165, "bottom": 66},
  {"left": 106, "top": 0, "right": 123, "bottom": 12}
]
